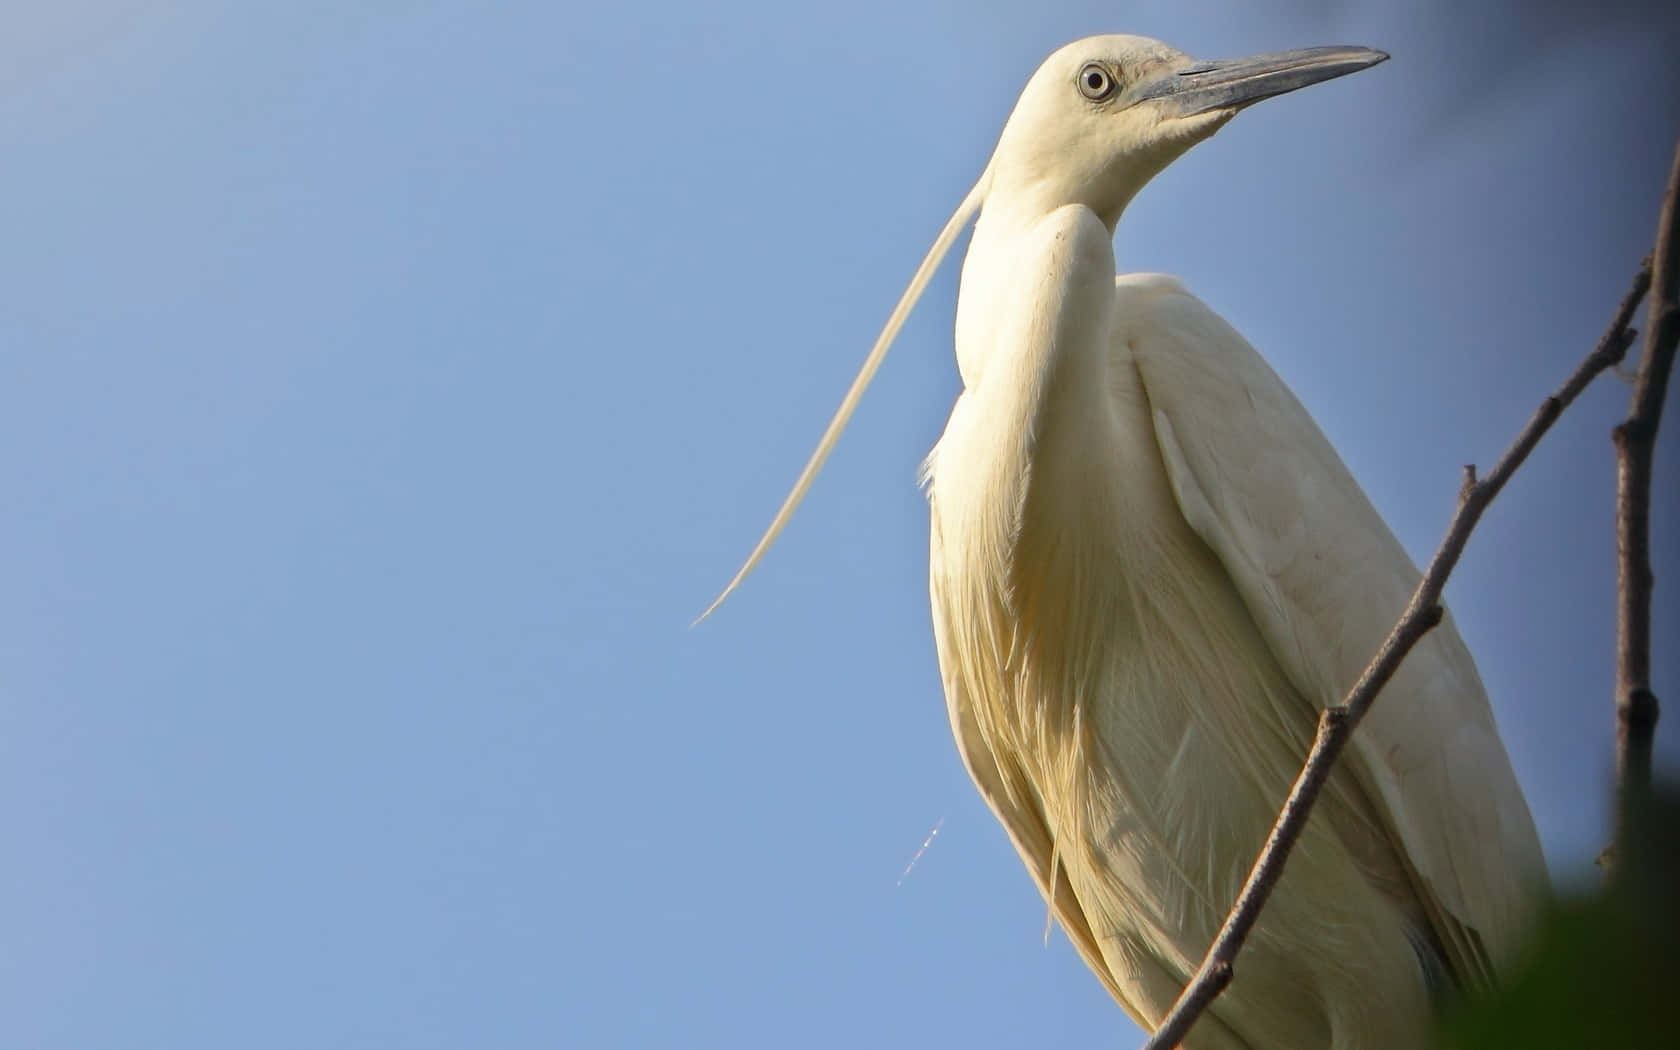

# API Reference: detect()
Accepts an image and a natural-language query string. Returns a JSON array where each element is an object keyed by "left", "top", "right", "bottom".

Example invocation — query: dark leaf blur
[{"left": 1436, "top": 783, "right": 1680, "bottom": 1047}]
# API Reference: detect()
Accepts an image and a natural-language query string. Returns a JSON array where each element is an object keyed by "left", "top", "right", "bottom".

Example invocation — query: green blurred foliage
[{"left": 1436, "top": 784, "right": 1680, "bottom": 1048}]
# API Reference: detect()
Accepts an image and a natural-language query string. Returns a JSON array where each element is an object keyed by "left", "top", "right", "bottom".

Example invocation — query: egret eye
[{"left": 1078, "top": 63, "right": 1117, "bottom": 101}]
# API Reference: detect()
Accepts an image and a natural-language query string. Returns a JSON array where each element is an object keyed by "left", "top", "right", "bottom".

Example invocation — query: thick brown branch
[
  {"left": 1611, "top": 135, "right": 1680, "bottom": 882},
  {"left": 1141, "top": 263, "right": 1651, "bottom": 1050}
]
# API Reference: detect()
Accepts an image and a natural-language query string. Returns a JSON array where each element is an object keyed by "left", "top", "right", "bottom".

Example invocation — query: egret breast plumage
[{"left": 708, "top": 34, "right": 1547, "bottom": 1050}]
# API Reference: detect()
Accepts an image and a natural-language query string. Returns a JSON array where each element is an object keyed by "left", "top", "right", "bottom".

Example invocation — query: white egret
[{"left": 709, "top": 35, "right": 1547, "bottom": 1049}]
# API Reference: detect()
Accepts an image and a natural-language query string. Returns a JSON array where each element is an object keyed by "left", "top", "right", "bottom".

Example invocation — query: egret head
[{"left": 985, "top": 35, "right": 1388, "bottom": 227}]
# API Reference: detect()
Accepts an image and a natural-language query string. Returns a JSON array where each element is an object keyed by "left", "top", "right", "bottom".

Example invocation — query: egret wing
[{"left": 1118, "top": 274, "right": 1546, "bottom": 989}]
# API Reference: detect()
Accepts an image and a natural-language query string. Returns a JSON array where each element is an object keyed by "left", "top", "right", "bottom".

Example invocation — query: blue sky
[{"left": 3, "top": 2, "right": 1677, "bottom": 1048}]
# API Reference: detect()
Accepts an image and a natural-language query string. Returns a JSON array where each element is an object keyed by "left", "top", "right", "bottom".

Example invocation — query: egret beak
[{"left": 1136, "top": 46, "right": 1388, "bottom": 117}]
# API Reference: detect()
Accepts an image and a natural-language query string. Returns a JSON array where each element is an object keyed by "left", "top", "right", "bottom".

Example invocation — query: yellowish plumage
[
  {"left": 711, "top": 33, "right": 1547, "bottom": 1050},
  {"left": 919, "top": 36, "right": 1545, "bottom": 1049}
]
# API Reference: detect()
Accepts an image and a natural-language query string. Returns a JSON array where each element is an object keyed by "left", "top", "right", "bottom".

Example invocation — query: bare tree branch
[
  {"left": 1141, "top": 262, "right": 1652, "bottom": 1050},
  {"left": 1610, "top": 134, "right": 1680, "bottom": 883}
]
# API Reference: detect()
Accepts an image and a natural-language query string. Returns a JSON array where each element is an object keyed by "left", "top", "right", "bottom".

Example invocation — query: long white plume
[{"left": 696, "top": 173, "right": 990, "bottom": 623}]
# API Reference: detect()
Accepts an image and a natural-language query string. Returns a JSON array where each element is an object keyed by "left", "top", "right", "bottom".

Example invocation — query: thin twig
[
  {"left": 1142, "top": 263, "right": 1652, "bottom": 1050},
  {"left": 1610, "top": 135, "right": 1680, "bottom": 883}
]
